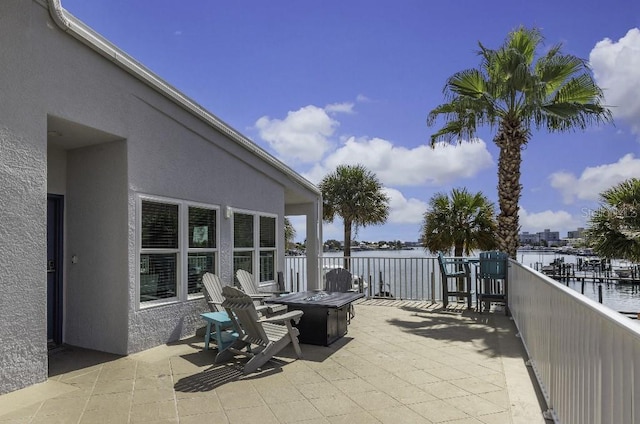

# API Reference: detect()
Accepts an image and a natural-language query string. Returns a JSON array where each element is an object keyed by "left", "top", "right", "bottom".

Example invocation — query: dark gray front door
[{"left": 47, "top": 194, "right": 63, "bottom": 346}]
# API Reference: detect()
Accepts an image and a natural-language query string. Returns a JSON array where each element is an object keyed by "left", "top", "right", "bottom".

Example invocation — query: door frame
[{"left": 48, "top": 194, "right": 64, "bottom": 346}]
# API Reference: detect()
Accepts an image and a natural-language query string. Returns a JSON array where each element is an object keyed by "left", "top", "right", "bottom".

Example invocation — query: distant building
[
  {"left": 538, "top": 229, "right": 561, "bottom": 245},
  {"left": 519, "top": 229, "right": 563, "bottom": 246},
  {"left": 519, "top": 231, "right": 539, "bottom": 245},
  {"left": 567, "top": 227, "right": 585, "bottom": 239}
]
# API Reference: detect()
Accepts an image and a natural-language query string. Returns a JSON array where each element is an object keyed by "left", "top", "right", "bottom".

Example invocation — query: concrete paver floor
[{"left": 0, "top": 301, "right": 548, "bottom": 423}]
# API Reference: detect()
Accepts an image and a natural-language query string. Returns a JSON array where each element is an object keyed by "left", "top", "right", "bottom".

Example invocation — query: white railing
[
  {"left": 284, "top": 255, "right": 441, "bottom": 300},
  {"left": 509, "top": 260, "right": 640, "bottom": 424}
]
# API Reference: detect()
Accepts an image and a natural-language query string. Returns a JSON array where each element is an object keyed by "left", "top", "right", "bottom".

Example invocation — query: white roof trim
[{"left": 46, "top": 0, "right": 320, "bottom": 197}]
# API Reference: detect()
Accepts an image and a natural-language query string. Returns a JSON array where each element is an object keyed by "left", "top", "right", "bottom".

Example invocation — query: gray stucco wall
[
  {"left": 0, "top": 125, "right": 48, "bottom": 395},
  {"left": 125, "top": 97, "right": 285, "bottom": 352},
  {"left": 1, "top": 0, "right": 318, "bottom": 393},
  {"left": 65, "top": 141, "right": 129, "bottom": 353},
  {"left": 0, "top": 1, "right": 49, "bottom": 395}
]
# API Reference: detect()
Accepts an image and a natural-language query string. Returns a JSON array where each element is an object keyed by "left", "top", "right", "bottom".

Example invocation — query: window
[
  {"left": 139, "top": 197, "right": 218, "bottom": 305},
  {"left": 233, "top": 212, "right": 277, "bottom": 285},
  {"left": 259, "top": 216, "right": 276, "bottom": 282},
  {"left": 140, "top": 201, "right": 178, "bottom": 301},
  {"left": 187, "top": 206, "right": 217, "bottom": 295}
]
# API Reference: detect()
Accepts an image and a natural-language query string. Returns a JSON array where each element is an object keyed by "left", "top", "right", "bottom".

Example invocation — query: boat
[{"left": 613, "top": 262, "right": 638, "bottom": 280}]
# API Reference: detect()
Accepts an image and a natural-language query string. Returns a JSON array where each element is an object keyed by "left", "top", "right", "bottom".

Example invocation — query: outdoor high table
[{"left": 265, "top": 291, "right": 365, "bottom": 346}]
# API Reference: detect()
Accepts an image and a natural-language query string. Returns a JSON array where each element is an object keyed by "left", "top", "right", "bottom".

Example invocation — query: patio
[{"left": 0, "top": 301, "right": 546, "bottom": 424}]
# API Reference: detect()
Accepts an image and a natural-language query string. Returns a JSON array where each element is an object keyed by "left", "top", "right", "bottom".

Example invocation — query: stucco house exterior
[{"left": 0, "top": 0, "right": 322, "bottom": 395}]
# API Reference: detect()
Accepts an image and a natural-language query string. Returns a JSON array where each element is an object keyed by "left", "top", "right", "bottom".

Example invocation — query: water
[
  {"left": 317, "top": 248, "right": 640, "bottom": 313},
  {"left": 517, "top": 250, "right": 640, "bottom": 313}
]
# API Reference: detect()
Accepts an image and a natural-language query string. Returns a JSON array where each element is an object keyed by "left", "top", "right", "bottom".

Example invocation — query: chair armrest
[
  {"left": 255, "top": 304, "right": 270, "bottom": 313},
  {"left": 259, "top": 289, "right": 290, "bottom": 295},
  {"left": 247, "top": 293, "right": 274, "bottom": 300},
  {"left": 260, "top": 310, "right": 304, "bottom": 324},
  {"left": 207, "top": 300, "right": 223, "bottom": 310}
]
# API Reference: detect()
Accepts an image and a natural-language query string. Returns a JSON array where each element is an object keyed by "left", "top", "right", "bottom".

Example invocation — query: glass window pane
[
  {"left": 260, "top": 216, "right": 276, "bottom": 248},
  {"left": 188, "top": 253, "right": 215, "bottom": 295},
  {"left": 259, "top": 251, "right": 275, "bottom": 282},
  {"left": 234, "top": 213, "right": 254, "bottom": 248},
  {"left": 189, "top": 207, "right": 216, "bottom": 248},
  {"left": 233, "top": 251, "right": 253, "bottom": 282},
  {"left": 140, "top": 253, "right": 177, "bottom": 301},
  {"left": 141, "top": 201, "right": 178, "bottom": 249}
]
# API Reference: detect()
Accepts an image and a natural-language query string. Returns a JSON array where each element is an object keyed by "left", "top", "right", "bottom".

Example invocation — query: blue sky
[{"left": 61, "top": 0, "right": 640, "bottom": 243}]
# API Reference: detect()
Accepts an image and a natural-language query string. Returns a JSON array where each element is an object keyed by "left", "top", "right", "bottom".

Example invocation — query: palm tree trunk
[
  {"left": 343, "top": 220, "right": 352, "bottom": 270},
  {"left": 495, "top": 119, "right": 526, "bottom": 259}
]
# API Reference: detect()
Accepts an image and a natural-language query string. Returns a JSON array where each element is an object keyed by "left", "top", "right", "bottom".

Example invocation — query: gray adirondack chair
[
  {"left": 215, "top": 286, "right": 303, "bottom": 374},
  {"left": 236, "top": 269, "right": 289, "bottom": 297},
  {"left": 325, "top": 268, "right": 356, "bottom": 321},
  {"left": 235, "top": 269, "right": 289, "bottom": 314},
  {"left": 325, "top": 268, "right": 353, "bottom": 292},
  {"left": 202, "top": 273, "right": 226, "bottom": 312},
  {"left": 203, "top": 272, "right": 274, "bottom": 316}
]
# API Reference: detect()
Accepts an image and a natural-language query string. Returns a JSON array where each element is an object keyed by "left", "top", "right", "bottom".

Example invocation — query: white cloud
[
  {"left": 383, "top": 188, "right": 428, "bottom": 224},
  {"left": 519, "top": 208, "right": 579, "bottom": 234},
  {"left": 255, "top": 105, "right": 340, "bottom": 163},
  {"left": 356, "top": 94, "right": 371, "bottom": 103},
  {"left": 590, "top": 28, "right": 640, "bottom": 137},
  {"left": 303, "top": 137, "right": 494, "bottom": 186},
  {"left": 324, "top": 102, "right": 354, "bottom": 114},
  {"left": 549, "top": 153, "right": 640, "bottom": 203}
]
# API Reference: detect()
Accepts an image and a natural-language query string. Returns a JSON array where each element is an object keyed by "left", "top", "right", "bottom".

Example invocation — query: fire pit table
[{"left": 265, "top": 290, "right": 365, "bottom": 346}]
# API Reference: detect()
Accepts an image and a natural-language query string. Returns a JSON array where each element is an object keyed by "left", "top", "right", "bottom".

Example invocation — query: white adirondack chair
[{"left": 215, "top": 286, "right": 303, "bottom": 374}]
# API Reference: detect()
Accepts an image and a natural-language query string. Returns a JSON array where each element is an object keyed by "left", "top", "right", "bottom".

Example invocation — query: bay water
[{"left": 318, "top": 248, "right": 640, "bottom": 313}]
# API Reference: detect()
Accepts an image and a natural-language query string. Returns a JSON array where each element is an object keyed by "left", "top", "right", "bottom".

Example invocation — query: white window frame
[
  {"left": 231, "top": 208, "right": 278, "bottom": 287},
  {"left": 137, "top": 194, "right": 219, "bottom": 309}
]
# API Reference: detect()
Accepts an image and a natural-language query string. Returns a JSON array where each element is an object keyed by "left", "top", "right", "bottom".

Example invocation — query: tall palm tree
[
  {"left": 586, "top": 178, "right": 640, "bottom": 262},
  {"left": 319, "top": 164, "right": 390, "bottom": 269},
  {"left": 427, "top": 27, "right": 612, "bottom": 258},
  {"left": 420, "top": 188, "right": 498, "bottom": 258}
]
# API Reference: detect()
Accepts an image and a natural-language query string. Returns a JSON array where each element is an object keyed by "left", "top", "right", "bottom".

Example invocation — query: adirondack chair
[
  {"left": 236, "top": 269, "right": 289, "bottom": 298},
  {"left": 325, "top": 268, "right": 356, "bottom": 321},
  {"left": 202, "top": 273, "right": 226, "bottom": 312},
  {"left": 437, "top": 252, "right": 472, "bottom": 309},
  {"left": 475, "top": 251, "right": 509, "bottom": 314},
  {"left": 325, "top": 268, "right": 353, "bottom": 293},
  {"left": 236, "top": 270, "right": 289, "bottom": 316},
  {"left": 216, "top": 286, "right": 304, "bottom": 374},
  {"left": 203, "top": 272, "right": 280, "bottom": 316}
]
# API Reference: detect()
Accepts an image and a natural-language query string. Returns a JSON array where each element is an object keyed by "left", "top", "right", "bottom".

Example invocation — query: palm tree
[
  {"left": 319, "top": 164, "right": 390, "bottom": 269},
  {"left": 427, "top": 27, "right": 612, "bottom": 258},
  {"left": 586, "top": 178, "right": 640, "bottom": 262},
  {"left": 420, "top": 188, "right": 498, "bottom": 258}
]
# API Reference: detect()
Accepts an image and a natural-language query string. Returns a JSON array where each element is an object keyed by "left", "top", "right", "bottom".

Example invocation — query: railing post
[{"left": 431, "top": 270, "right": 435, "bottom": 303}]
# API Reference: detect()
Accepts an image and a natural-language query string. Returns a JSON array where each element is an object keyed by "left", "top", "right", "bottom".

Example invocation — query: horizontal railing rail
[
  {"left": 509, "top": 260, "right": 640, "bottom": 424},
  {"left": 284, "top": 255, "right": 468, "bottom": 301}
]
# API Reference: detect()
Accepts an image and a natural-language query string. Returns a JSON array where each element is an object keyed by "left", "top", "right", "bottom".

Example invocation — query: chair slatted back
[
  {"left": 437, "top": 252, "right": 449, "bottom": 277},
  {"left": 478, "top": 251, "right": 508, "bottom": 279},
  {"left": 221, "top": 286, "right": 269, "bottom": 346},
  {"left": 325, "top": 268, "right": 352, "bottom": 292},
  {"left": 202, "top": 273, "right": 224, "bottom": 312},
  {"left": 438, "top": 252, "right": 468, "bottom": 277},
  {"left": 236, "top": 269, "right": 260, "bottom": 296}
]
